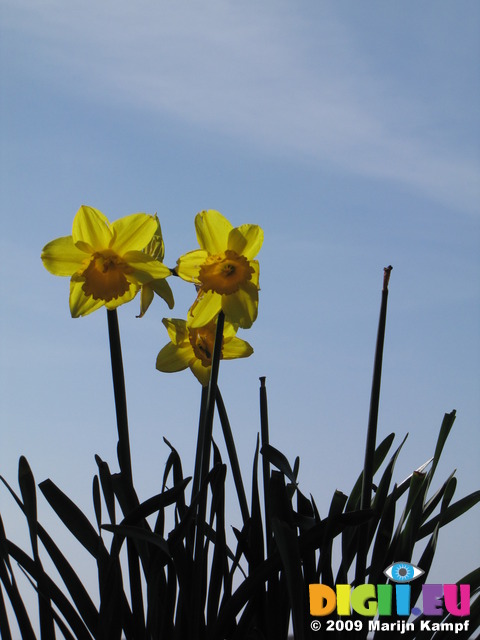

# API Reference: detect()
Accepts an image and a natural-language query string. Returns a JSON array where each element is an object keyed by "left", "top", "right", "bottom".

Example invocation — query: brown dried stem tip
[{"left": 383, "top": 265, "right": 393, "bottom": 291}]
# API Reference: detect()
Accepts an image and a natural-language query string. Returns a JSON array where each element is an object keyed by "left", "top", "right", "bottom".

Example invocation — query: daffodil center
[
  {"left": 198, "top": 250, "right": 254, "bottom": 295},
  {"left": 81, "top": 251, "right": 133, "bottom": 302},
  {"left": 189, "top": 323, "right": 223, "bottom": 367}
]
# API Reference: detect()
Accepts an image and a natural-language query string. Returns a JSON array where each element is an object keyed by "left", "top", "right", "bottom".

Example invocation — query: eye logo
[{"left": 383, "top": 561, "right": 424, "bottom": 583}]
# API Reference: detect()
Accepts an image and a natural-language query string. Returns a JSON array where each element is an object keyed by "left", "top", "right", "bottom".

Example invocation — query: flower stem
[
  {"left": 106, "top": 309, "right": 132, "bottom": 484},
  {"left": 191, "top": 310, "right": 225, "bottom": 638},
  {"left": 192, "top": 386, "right": 208, "bottom": 501},
  {"left": 259, "top": 377, "right": 273, "bottom": 553},
  {"left": 200, "top": 310, "right": 225, "bottom": 482},
  {"left": 355, "top": 266, "right": 392, "bottom": 584},
  {"left": 361, "top": 266, "right": 392, "bottom": 510},
  {"left": 106, "top": 309, "right": 145, "bottom": 629}
]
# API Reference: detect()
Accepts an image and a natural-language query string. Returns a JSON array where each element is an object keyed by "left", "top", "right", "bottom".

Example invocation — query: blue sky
[{"left": 1, "top": 0, "right": 479, "bottom": 616}]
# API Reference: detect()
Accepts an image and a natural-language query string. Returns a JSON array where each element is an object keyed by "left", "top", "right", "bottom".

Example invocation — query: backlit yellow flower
[
  {"left": 41, "top": 205, "right": 171, "bottom": 317},
  {"left": 175, "top": 210, "right": 263, "bottom": 329},
  {"left": 137, "top": 216, "right": 174, "bottom": 317},
  {"left": 156, "top": 317, "right": 253, "bottom": 386}
]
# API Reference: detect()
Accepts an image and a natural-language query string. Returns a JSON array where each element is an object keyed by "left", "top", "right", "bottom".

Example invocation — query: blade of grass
[
  {"left": 213, "top": 507, "right": 373, "bottom": 640},
  {"left": 394, "top": 470, "right": 430, "bottom": 561},
  {"left": 0, "top": 580, "right": 12, "bottom": 640},
  {"left": 216, "top": 388, "right": 249, "bottom": 525},
  {"left": 39, "top": 479, "right": 109, "bottom": 561},
  {"left": 417, "top": 490, "right": 480, "bottom": 540},
  {"left": 207, "top": 465, "right": 228, "bottom": 629},
  {"left": 427, "top": 410, "right": 456, "bottom": 485},
  {"left": 36, "top": 526, "right": 100, "bottom": 636},
  {"left": 6, "top": 540, "right": 94, "bottom": 640},
  {"left": 1, "top": 476, "right": 99, "bottom": 636},
  {"left": 18, "top": 457, "right": 55, "bottom": 640},
  {"left": 0, "top": 515, "right": 36, "bottom": 640},
  {"left": 95, "top": 456, "right": 116, "bottom": 525},
  {"left": 16, "top": 565, "right": 78, "bottom": 640},
  {"left": 261, "top": 444, "right": 298, "bottom": 487},
  {"left": 270, "top": 516, "right": 306, "bottom": 640},
  {"left": 102, "top": 525, "right": 170, "bottom": 558},
  {"left": 127, "top": 538, "right": 146, "bottom": 640},
  {"left": 339, "top": 433, "right": 403, "bottom": 581},
  {"left": 422, "top": 470, "right": 456, "bottom": 523},
  {"left": 367, "top": 489, "right": 398, "bottom": 585},
  {"left": 248, "top": 435, "right": 267, "bottom": 633},
  {"left": 93, "top": 476, "right": 102, "bottom": 534},
  {"left": 345, "top": 432, "right": 396, "bottom": 513},
  {"left": 318, "top": 490, "right": 348, "bottom": 585},
  {"left": 388, "top": 471, "right": 428, "bottom": 562}
]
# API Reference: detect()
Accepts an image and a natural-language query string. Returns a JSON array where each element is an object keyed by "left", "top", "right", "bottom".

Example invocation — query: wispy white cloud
[{"left": 3, "top": 0, "right": 479, "bottom": 214}]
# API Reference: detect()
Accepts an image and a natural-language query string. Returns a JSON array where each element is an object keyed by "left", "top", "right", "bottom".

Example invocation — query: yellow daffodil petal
[
  {"left": 187, "top": 290, "right": 222, "bottom": 329},
  {"left": 221, "top": 280, "right": 259, "bottom": 329},
  {"left": 43, "top": 206, "right": 173, "bottom": 317},
  {"left": 150, "top": 279, "right": 174, "bottom": 309},
  {"left": 228, "top": 224, "right": 264, "bottom": 261},
  {"left": 156, "top": 342, "right": 192, "bottom": 373},
  {"left": 162, "top": 318, "right": 189, "bottom": 345},
  {"left": 104, "top": 285, "right": 138, "bottom": 309},
  {"left": 111, "top": 213, "right": 158, "bottom": 254},
  {"left": 222, "top": 321, "right": 239, "bottom": 339},
  {"left": 41, "top": 236, "right": 87, "bottom": 276},
  {"left": 137, "top": 278, "right": 174, "bottom": 317},
  {"left": 156, "top": 315, "right": 253, "bottom": 386},
  {"left": 137, "top": 284, "right": 154, "bottom": 318},
  {"left": 143, "top": 216, "right": 165, "bottom": 261},
  {"left": 72, "top": 206, "right": 113, "bottom": 252},
  {"left": 223, "top": 336, "right": 254, "bottom": 360},
  {"left": 175, "top": 249, "right": 208, "bottom": 282},
  {"left": 195, "top": 210, "right": 232, "bottom": 255},
  {"left": 123, "top": 251, "right": 171, "bottom": 284},
  {"left": 69, "top": 280, "right": 105, "bottom": 317},
  {"left": 190, "top": 360, "right": 212, "bottom": 386}
]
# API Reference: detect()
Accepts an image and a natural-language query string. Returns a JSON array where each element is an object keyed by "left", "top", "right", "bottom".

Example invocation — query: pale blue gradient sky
[{"left": 1, "top": 0, "right": 479, "bottom": 616}]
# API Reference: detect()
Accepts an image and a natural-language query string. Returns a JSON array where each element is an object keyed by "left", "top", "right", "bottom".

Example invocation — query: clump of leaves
[{"left": 1, "top": 270, "right": 479, "bottom": 639}]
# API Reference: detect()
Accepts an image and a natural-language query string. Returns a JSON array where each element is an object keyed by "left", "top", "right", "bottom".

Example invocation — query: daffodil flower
[
  {"left": 137, "top": 216, "right": 174, "bottom": 317},
  {"left": 41, "top": 205, "right": 172, "bottom": 317},
  {"left": 175, "top": 210, "right": 263, "bottom": 329},
  {"left": 156, "top": 317, "right": 253, "bottom": 386}
]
